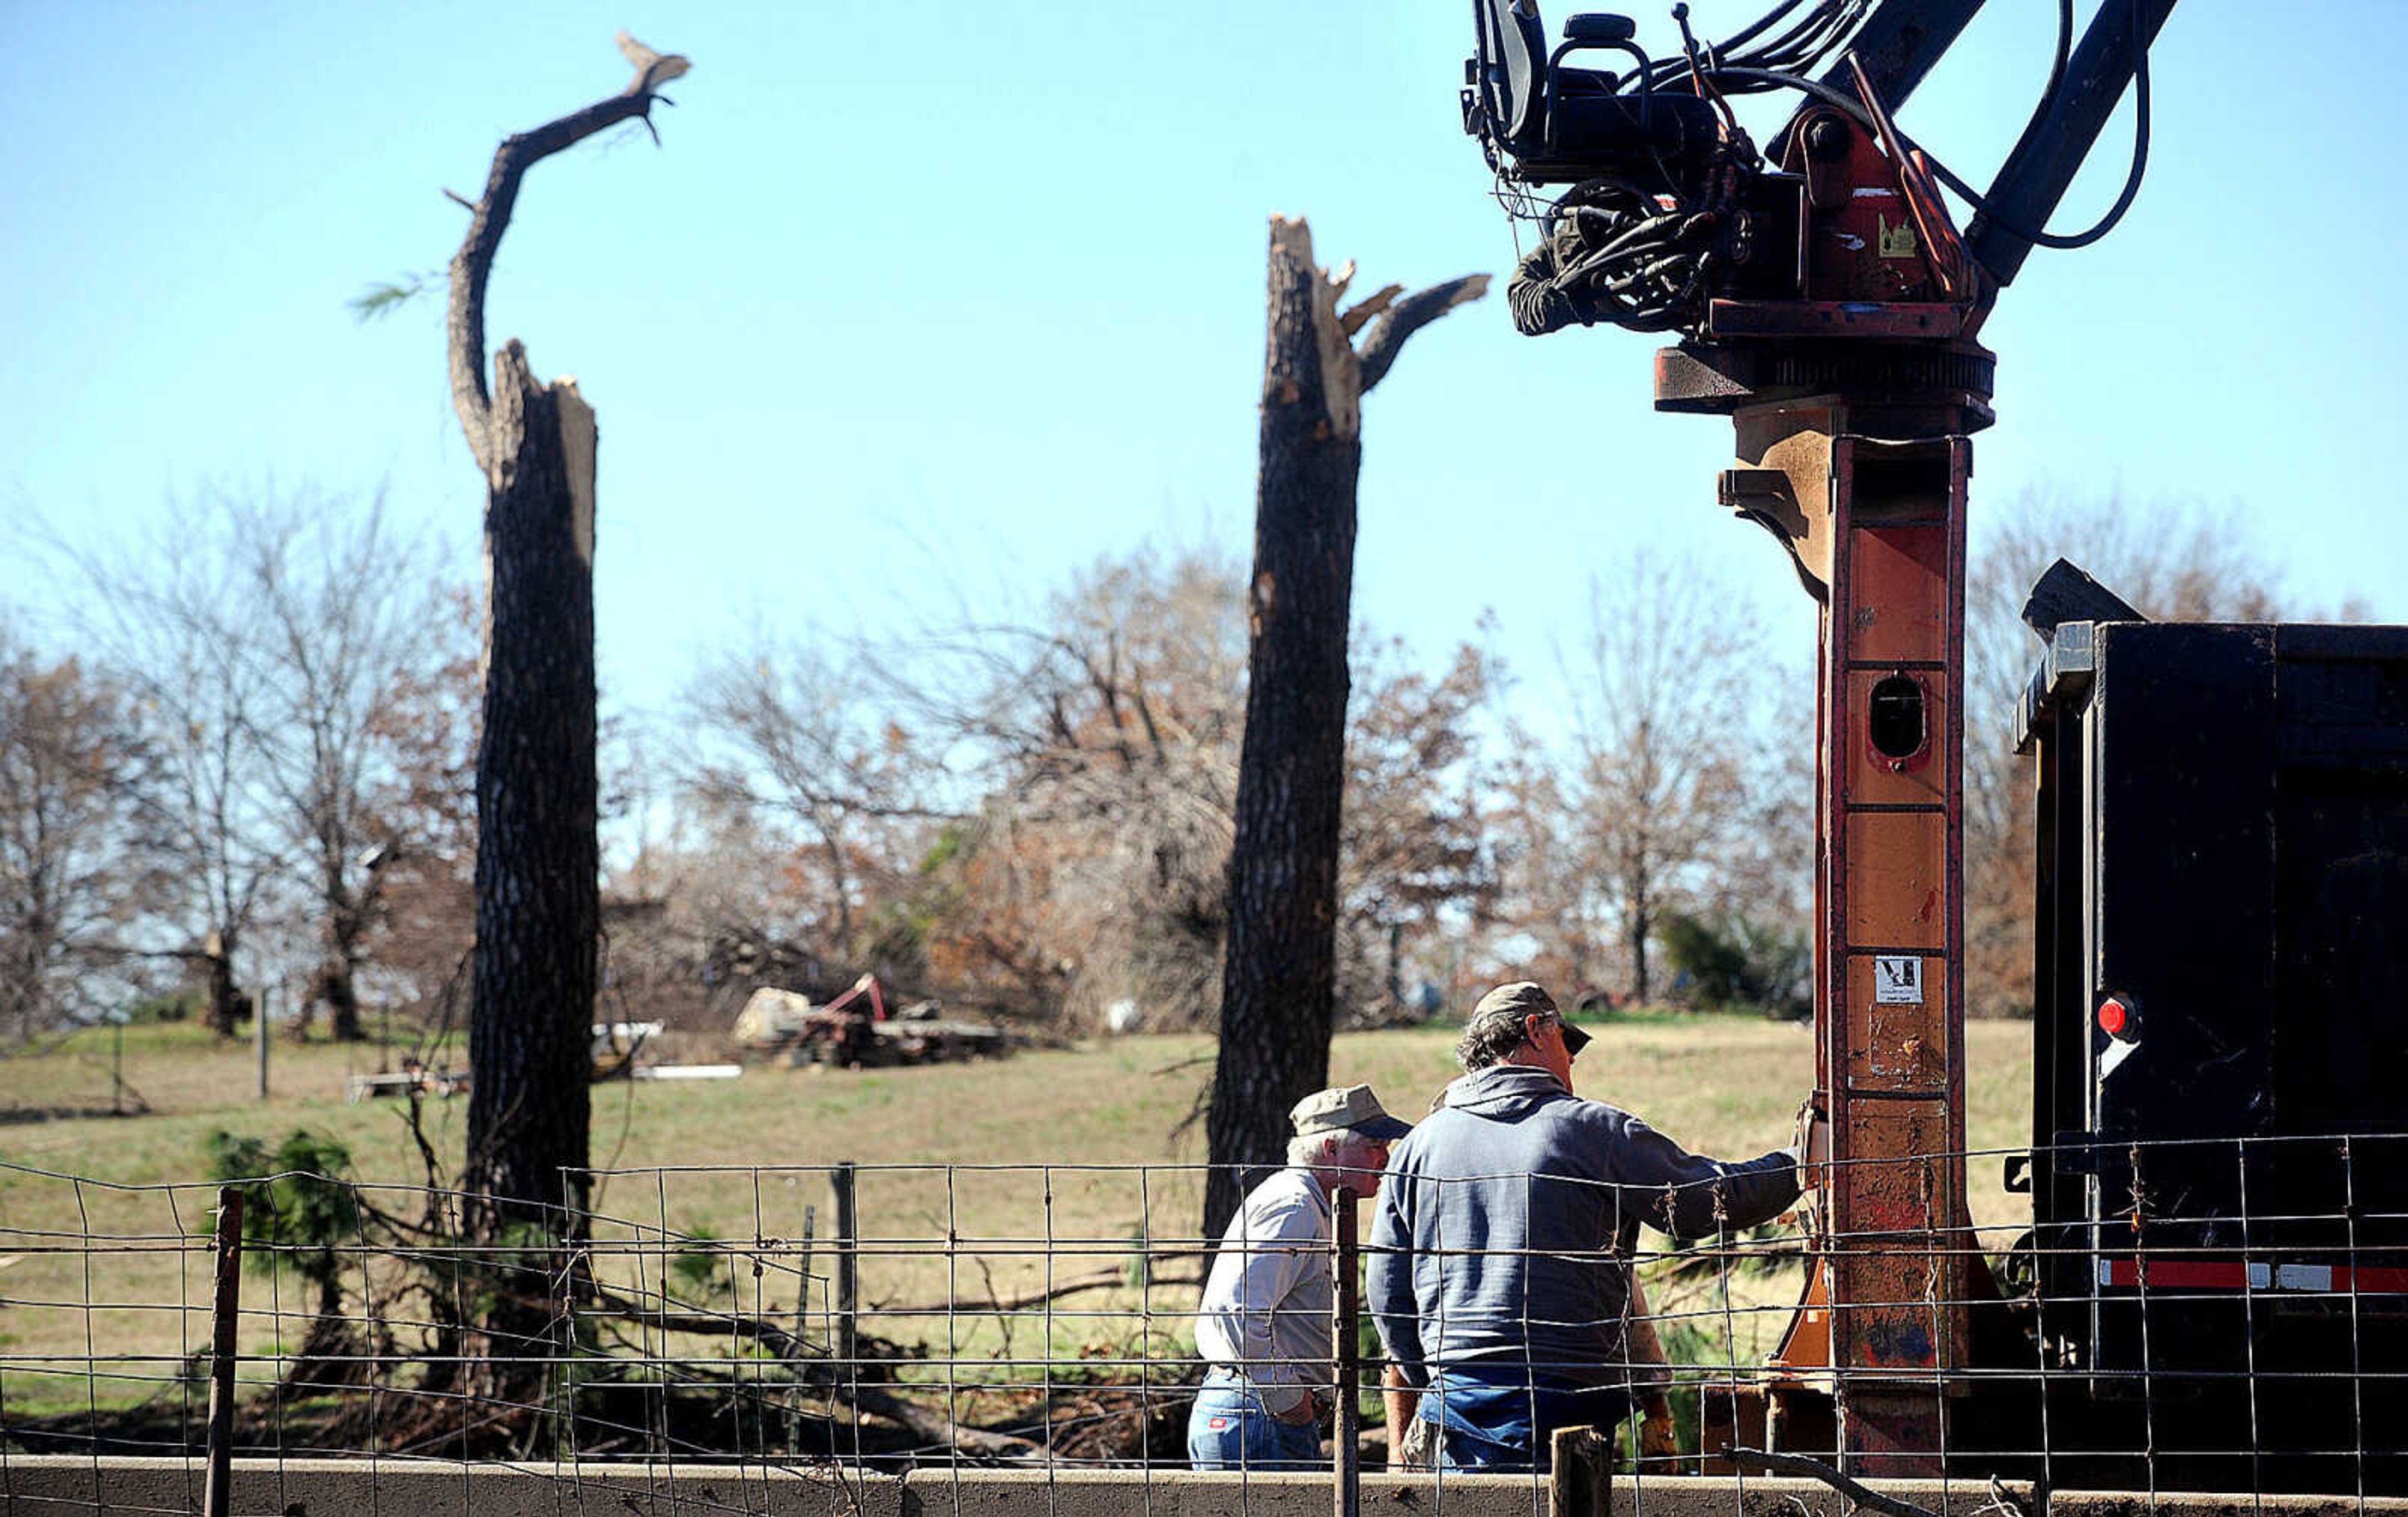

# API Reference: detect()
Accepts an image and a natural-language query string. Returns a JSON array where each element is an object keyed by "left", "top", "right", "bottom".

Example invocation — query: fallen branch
[
  {"left": 1722, "top": 1446, "right": 1941, "bottom": 1517},
  {"left": 878, "top": 1262, "right": 1205, "bottom": 1317},
  {"left": 845, "top": 1381, "right": 1045, "bottom": 1464},
  {"left": 573, "top": 1282, "right": 1044, "bottom": 1462}
]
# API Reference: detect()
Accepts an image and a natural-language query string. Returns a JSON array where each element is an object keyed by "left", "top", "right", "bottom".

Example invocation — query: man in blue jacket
[{"left": 1366, "top": 981, "right": 1815, "bottom": 1471}]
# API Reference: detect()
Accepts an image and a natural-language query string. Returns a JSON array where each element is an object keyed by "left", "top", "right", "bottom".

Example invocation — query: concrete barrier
[{"left": 4, "top": 1457, "right": 2404, "bottom": 1516}]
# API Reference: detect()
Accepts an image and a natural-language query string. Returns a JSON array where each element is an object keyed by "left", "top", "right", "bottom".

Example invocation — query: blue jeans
[
  {"left": 1420, "top": 1377, "right": 1629, "bottom": 1472},
  {"left": 1187, "top": 1378, "right": 1323, "bottom": 1471}
]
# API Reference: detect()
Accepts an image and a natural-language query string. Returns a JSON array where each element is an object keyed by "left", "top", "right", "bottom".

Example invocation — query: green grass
[{"left": 0, "top": 1014, "right": 2035, "bottom": 1422}]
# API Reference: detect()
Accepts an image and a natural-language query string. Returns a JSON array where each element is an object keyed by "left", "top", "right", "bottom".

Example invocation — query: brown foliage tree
[
  {"left": 1338, "top": 637, "right": 1500, "bottom": 1012},
  {"left": 1962, "top": 492, "right": 2355, "bottom": 1015},
  {"left": 0, "top": 634, "right": 156, "bottom": 1039},
  {"left": 905, "top": 547, "right": 1248, "bottom": 1025},
  {"left": 872, "top": 543, "right": 1500, "bottom": 1044},
  {"left": 352, "top": 594, "right": 480, "bottom": 1042}
]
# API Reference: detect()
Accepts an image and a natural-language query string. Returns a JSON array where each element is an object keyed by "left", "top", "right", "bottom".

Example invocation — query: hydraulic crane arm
[
  {"left": 1967, "top": 0, "right": 2177, "bottom": 286},
  {"left": 1456, "top": 0, "right": 2178, "bottom": 1476},
  {"left": 1766, "top": 0, "right": 1986, "bottom": 159},
  {"left": 1783, "top": 0, "right": 2175, "bottom": 287},
  {"left": 1803, "top": 0, "right": 1983, "bottom": 108},
  {"left": 1465, "top": 0, "right": 2172, "bottom": 330}
]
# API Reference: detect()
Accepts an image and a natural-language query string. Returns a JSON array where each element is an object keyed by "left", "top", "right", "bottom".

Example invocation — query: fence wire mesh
[{"left": 4, "top": 1136, "right": 2407, "bottom": 1510}]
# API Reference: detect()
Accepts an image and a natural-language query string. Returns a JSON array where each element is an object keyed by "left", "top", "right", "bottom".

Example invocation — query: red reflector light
[{"left": 2098, "top": 996, "right": 2130, "bottom": 1037}]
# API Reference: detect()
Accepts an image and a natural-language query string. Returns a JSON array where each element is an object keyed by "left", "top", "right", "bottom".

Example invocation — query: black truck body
[{"left": 2018, "top": 619, "right": 2408, "bottom": 1487}]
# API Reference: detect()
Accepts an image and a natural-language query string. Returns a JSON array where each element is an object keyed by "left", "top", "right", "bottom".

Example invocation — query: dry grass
[{"left": 0, "top": 1014, "right": 2035, "bottom": 1420}]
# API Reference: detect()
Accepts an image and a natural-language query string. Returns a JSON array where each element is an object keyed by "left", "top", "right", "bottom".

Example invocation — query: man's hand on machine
[{"left": 1793, "top": 1096, "right": 1830, "bottom": 1190}]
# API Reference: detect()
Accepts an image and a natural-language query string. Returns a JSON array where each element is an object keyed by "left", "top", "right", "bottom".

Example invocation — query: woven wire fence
[{"left": 4, "top": 1138, "right": 2408, "bottom": 1504}]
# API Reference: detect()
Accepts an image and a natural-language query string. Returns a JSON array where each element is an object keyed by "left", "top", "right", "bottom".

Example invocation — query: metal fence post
[
  {"left": 1331, "top": 1185, "right": 1360, "bottom": 1517},
  {"left": 787, "top": 1202, "right": 816, "bottom": 1454},
  {"left": 204, "top": 1185, "right": 245, "bottom": 1517},
  {"left": 832, "top": 1164, "right": 858, "bottom": 1393}
]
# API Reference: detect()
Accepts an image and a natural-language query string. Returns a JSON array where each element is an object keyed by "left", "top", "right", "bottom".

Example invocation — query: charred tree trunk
[
  {"left": 443, "top": 34, "right": 690, "bottom": 1239},
  {"left": 1204, "top": 218, "right": 1486, "bottom": 1238},
  {"left": 317, "top": 865, "right": 364, "bottom": 1043},
  {"left": 318, "top": 949, "right": 364, "bottom": 1043},
  {"left": 317, "top": 846, "right": 394, "bottom": 1042},
  {"left": 1629, "top": 875, "right": 1652, "bottom": 1006},
  {"left": 462, "top": 347, "right": 598, "bottom": 1234},
  {"left": 203, "top": 934, "right": 247, "bottom": 1039}
]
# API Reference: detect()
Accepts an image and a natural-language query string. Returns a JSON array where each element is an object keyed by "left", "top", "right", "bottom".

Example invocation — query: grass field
[{"left": 0, "top": 1013, "right": 2036, "bottom": 1424}]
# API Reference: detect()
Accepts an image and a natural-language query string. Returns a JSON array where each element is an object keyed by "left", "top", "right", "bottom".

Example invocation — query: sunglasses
[{"left": 1531, "top": 1013, "right": 1592, "bottom": 1059}]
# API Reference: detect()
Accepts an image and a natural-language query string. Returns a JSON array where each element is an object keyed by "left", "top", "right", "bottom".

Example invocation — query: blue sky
[{"left": 6, "top": 1, "right": 2404, "bottom": 732}]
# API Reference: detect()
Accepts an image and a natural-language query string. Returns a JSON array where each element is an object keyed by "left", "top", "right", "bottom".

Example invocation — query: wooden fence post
[{"left": 203, "top": 1185, "right": 245, "bottom": 1517}]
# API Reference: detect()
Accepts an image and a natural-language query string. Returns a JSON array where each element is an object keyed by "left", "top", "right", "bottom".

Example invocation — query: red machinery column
[
  {"left": 1706, "top": 398, "right": 1977, "bottom": 1473},
  {"left": 1823, "top": 422, "right": 1971, "bottom": 1467}
]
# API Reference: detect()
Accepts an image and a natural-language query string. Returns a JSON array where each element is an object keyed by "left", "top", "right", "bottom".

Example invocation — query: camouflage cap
[{"left": 1465, "top": 980, "right": 1591, "bottom": 1055}]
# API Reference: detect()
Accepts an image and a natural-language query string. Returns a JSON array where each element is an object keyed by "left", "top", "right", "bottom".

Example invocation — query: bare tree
[
  {"left": 240, "top": 493, "right": 474, "bottom": 1041},
  {"left": 36, "top": 490, "right": 477, "bottom": 1039},
  {"left": 683, "top": 640, "right": 940, "bottom": 961},
  {"left": 1701, "top": 669, "right": 1815, "bottom": 978},
  {"left": 0, "top": 633, "right": 157, "bottom": 1039},
  {"left": 45, "top": 505, "right": 293, "bottom": 1036},
  {"left": 1558, "top": 549, "right": 1765, "bottom": 1006},
  {"left": 1208, "top": 218, "right": 1489, "bottom": 1235},
  {"left": 1338, "top": 637, "right": 1499, "bottom": 1014},
  {"left": 440, "top": 33, "right": 693, "bottom": 1230}
]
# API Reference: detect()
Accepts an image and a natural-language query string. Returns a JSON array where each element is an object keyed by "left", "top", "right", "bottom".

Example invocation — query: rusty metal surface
[
  {"left": 1729, "top": 412, "right": 1839, "bottom": 593},
  {"left": 1707, "top": 300, "right": 1967, "bottom": 340},
  {"left": 1815, "top": 431, "right": 1974, "bottom": 1476},
  {"left": 1654, "top": 341, "right": 1996, "bottom": 422},
  {"left": 1783, "top": 107, "right": 1945, "bottom": 308},
  {"left": 1698, "top": 403, "right": 1978, "bottom": 1481}
]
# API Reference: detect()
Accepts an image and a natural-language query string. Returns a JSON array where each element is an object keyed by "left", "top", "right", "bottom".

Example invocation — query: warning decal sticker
[{"left": 1873, "top": 955, "right": 1924, "bottom": 1005}]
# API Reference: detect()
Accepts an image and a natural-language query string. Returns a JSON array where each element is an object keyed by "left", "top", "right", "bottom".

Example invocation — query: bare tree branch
[
  {"left": 1723, "top": 1446, "right": 1945, "bottom": 1517},
  {"left": 877, "top": 1262, "right": 1204, "bottom": 1316},
  {"left": 1337, "top": 283, "right": 1403, "bottom": 337},
  {"left": 1356, "top": 273, "right": 1491, "bottom": 393},
  {"left": 447, "top": 37, "right": 687, "bottom": 477}
]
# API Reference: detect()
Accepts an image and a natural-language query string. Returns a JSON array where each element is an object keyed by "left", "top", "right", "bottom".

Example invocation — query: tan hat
[
  {"left": 1467, "top": 981, "right": 1591, "bottom": 1054},
  {"left": 1289, "top": 1084, "right": 1412, "bottom": 1141}
]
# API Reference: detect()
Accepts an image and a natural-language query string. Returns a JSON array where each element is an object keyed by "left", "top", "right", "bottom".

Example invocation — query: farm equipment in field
[
  {"left": 732, "top": 973, "right": 1013, "bottom": 1068},
  {"left": 347, "top": 1020, "right": 740, "bottom": 1102}
]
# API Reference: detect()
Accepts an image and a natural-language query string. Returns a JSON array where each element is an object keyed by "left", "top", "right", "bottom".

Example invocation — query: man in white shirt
[{"left": 1188, "top": 1083, "right": 1411, "bottom": 1471}]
